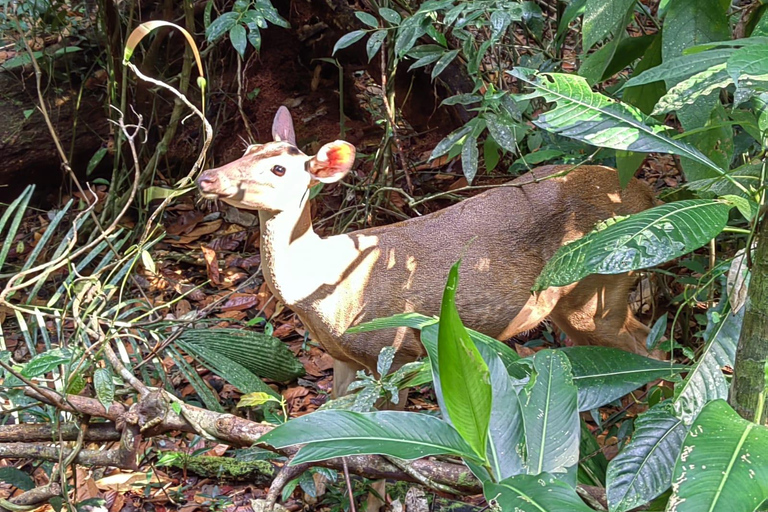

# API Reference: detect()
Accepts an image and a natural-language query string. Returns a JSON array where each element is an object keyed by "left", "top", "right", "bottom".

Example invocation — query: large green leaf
[
  {"left": 484, "top": 474, "right": 592, "bottom": 512},
  {"left": 606, "top": 404, "right": 687, "bottom": 512},
  {"left": 483, "top": 346, "right": 525, "bottom": 480},
  {"left": 661, "top": 0, "right": 730, "bottom": 130},
  {"left": 582, "top": 0, "right": 634, "bottom": 50},
  {"left": 178, "top": 328, "right": 304, "bottom": 382},
  {"left": 561, "top": 347, "right": 681, "bottom": 411},
  {"left": 259, "top": 410, "right": 478, "bottom": 464},
  {"left": 534, "top": 200, "right": 733, "bottom": 290},
  {"left": 651, "top": 64, "right": 732, "bottom": 116},
  {"left": 522, "top": 350, "right": 580, "bottom": 476},
  {"left": 661, "top": 0, "right": 730, "bottom": 61},
  {"left": 727, "top": 45, "right": 768, "bottom": 96},
  {"left": 617, "top": 36, "right": 665, "bottom": 187},
  {"left": 673, "top": 299, "right": 743, "bottom": 425},
  {"left": 509, "top": 68, "right": 726, "bottom": 178},
  {"left": 622, "top": 48, "right": 735, "bottom": 89},
  {"left": 437, "top": 261, "right": 492, "bottom": 461},
  {"left": 677, "top": 104, "right": 734, "bottom": 182},
  {"left": 669, "top": 400, "right": 768, "bottom": 512}
]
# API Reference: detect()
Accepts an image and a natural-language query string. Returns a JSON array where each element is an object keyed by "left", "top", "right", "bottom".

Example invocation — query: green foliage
[
  {"left": 437, "top": 262, "right": 492, "bottom": 461},
  {"left": 534, "top": 200, "right": 733, "bottom": 290},
  {"left": 606, "top": 404, "right": 687, "bottom": 512},
  {"left": 670, "top": 400, "right": 768, "bottom": 511},
  {"left": 205, "top": 0, "right": 289, "bottom": 57}
]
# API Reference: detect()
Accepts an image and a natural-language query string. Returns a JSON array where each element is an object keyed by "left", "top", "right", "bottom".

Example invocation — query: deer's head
[{"left": 197, "top": 107, "right": 356, "bottom": 213}]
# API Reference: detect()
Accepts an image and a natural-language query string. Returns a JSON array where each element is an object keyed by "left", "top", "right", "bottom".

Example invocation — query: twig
[
  {"left": 264, "top": 457, "right": 311, "bottom": 509},
  {"left": 342, "top": 458, "right": 358, "bottom": 512}
]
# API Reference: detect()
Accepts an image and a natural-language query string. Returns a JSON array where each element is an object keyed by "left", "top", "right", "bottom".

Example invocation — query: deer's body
[{"left": 198, "top": 108, "right": 657, "bottom": 397}]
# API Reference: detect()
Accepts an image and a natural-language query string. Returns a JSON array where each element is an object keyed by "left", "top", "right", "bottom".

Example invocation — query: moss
[{"left": 159, "top": 454, "right": 276, "bottom": 484}]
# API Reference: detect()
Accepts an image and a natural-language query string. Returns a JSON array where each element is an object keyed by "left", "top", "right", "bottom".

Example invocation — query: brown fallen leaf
[
  {"left": 201, "top": 245, "right": 221, "bottom": 286},
  {"left": 221, "top": 293, "right": 259, "bottom": 311}
]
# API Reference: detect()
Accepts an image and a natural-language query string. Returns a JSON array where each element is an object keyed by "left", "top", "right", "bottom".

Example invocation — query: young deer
[{"left": 197, "top": 107, "right": 657, "bottom": 398}]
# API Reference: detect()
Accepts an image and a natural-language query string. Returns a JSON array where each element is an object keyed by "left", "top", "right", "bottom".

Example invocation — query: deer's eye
[{"left": 271, "top": 165, "right": 286, "bottom": 176}]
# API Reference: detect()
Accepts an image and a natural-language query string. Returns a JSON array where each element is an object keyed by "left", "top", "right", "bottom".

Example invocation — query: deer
[{"left": 197, "top": 107, "right": 658, "bottom": 399}]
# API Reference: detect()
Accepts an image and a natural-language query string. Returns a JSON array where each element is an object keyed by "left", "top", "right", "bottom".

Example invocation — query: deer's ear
[
  {"left": 307, "top": 141, "right": 356, "bottom": 183},
  {"left": 272, "top": 106, "right": 296, "bottom": 145}
]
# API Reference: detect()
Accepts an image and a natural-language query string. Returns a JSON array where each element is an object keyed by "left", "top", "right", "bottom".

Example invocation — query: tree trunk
[{"left": 730, "top": 218, "right": 768, "bottom": 424}]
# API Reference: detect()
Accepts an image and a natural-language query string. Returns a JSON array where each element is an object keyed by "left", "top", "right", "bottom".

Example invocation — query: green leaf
[
  {"left": 484, "top": 474, "right": 592, "bottom": 512},
  {"left": 606, "top": 404, "right": 687, "bottom": 512},
  {"left": 461, "top": 136, "right": 478, "bottom": 184},
  {"left": 347, "top": 312, "right": 437, "bottom": 333},
  {"left": 259, "top": 410, "right": 478, "bottom": 464},
  {"left": 582, "top": 0, "right": 634, "bottom": 50},
  {"left": 651, "top": 63, "right": 731, "bottom": 116},
  {"left": 247, "top": 27, "right": 261, "bottom": 52},
  {"left": 86, "top": 147, "right": 107, "bottom": 176},
  {"left": 378, "top": 7, "right": 401, "bottom": 24},
  {"left": 534, "top": 200, "right": 733, "bottom": 290},
  {"left": 510, "top": 68, "right": 726, "bottom": 178},
  {"left": 178, "top": 329, "right": 304, "bottom": 382},
  {"left": 430, "top": 124, "right": 473, "bottom": 160},
  {"left": 662, "top": 0, "right": 730, "bottom": 61},
  {"left": 484, "top": 112, "right": 526, "bottom": 154},
  {"left": 669, "top": 400, "right": 768, "bottom": 512},
  {"left": 561, "top": 347, "right": 680, "bottom": 411},
  {"left": 355, "top": 11, "right": 378, "bottom": 28},
  {"left": 673, "top": 298, "right": 743, "bottom": 425},
  {"left": 94, "top": 367, "right": 115, "bottom": 410},
  {"left": 686, "top": 163, "right": 761, "bottom": 198},
  {"left": 366, "top": 30, "right": 387, "bottom": 62},
  {"left": 484, "top": 348, "right": 525, "bottom": 480},
  {"left": 678, "top": 104, "right": 734, "bottom": 182},
  {"left": 395, "top": 14, "right": 428, "bottom": 57},
  {"left": 522, "top": 350, "right": 580, "bottom": 475},
  {"left": 177, "top": 338, "right": 279, "bottom": 397},
  {"left": 0, "top": 186, "right": 33, "bottom": 272},
  {"left": 622, "top": 48, "right": 734, "bottom": 89},
  {"left": 0, "top": 467, "right": 35, "bottom": 491},
  {"left": 333, "top": 30, "right": 366, "bottom": 54},
  {"left": 206, "top": 12, "right": 239, "bottom": 43},
  {"left": 727, "top": 45, "right": 768, "bottom": 94},
  {"left": 647, "top": 313, "right": 667, "bottom": 352},
  {"left": 229, "top": 24, "right": 247, "bottom": 58},
  {"left": 431, "top": 49, "right": 459, "bottom": 80},
  {"left": 437, "top": 261, "right": 492, "bottom": 461},
  {"left": 21, "top": 348, "right": 71, "bottom": 378},
  {"left": 483, "top": 137, "right": 501, "bottom": 172}
]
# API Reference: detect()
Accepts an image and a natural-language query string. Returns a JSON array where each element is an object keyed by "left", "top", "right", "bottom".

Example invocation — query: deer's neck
[{"left": 258, "top": 201, "right": 324, "bottom": 305}]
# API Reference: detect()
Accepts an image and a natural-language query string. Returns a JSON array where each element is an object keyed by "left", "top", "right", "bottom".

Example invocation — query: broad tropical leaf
[
  {"left": 259, "top": 410, "right": 478, "bottom": 464},
  {"left": 622, "top": 48, "right": 734, "bottom": 89},
  {"left": 606, "top": 404, "right": 687, "bottom": 512},
  {"left": 534, "top": 200, "right": 733, "bottom": 290},
  {"left": 484, "top": 473, "right": 592, "bottom": 512},
  {"left": 437, "top": 261, "right": 492, "bottom": 461},
  {"left": 669, "top": 400, "right": 768, "bottom": 512},
  {"left": 652, "top": 64, "right": 732, "bottom": 115},
  {"left": 509, "top": 68, "right": 727, "bottom": 179},
  {"left": 561, "top": 347, "right": 680, "bottom": 411},
  {"left": 522, "top": 350, "right": 579, "bottom": 476},
  {"left": 673, "top": 298, "right": 743, "bottom": 425},
  {"left": 483, "top": 347, "right": 525, "bottom": 480}
]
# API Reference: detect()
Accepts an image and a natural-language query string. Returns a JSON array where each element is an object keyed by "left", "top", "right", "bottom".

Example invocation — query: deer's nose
[{"left": 196, "top": 172, "right": 220, "bottom": 193}]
